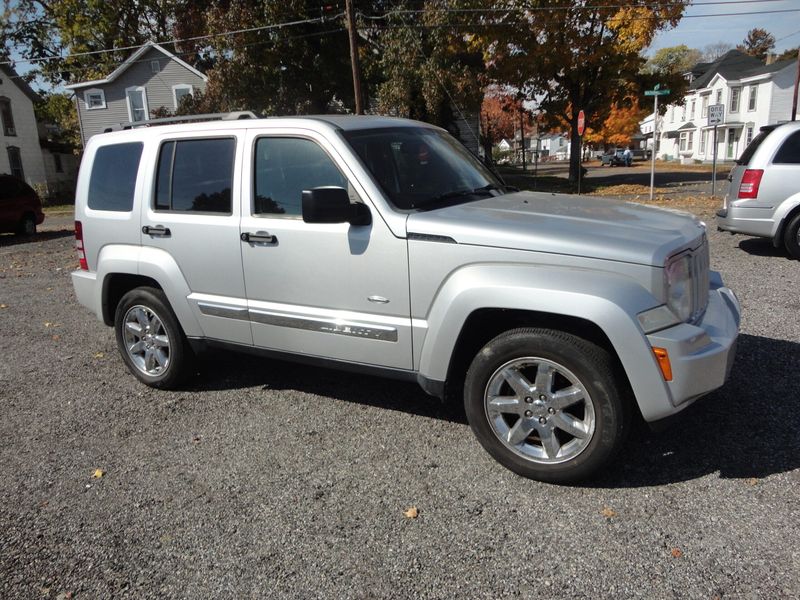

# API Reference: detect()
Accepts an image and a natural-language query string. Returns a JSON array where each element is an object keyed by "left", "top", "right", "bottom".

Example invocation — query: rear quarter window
[
  {"left": 88, "top": 142, "right": 143, "bottom": 211},
  {"left": 773, "top": 130, "right": 800, "bottom": 164}
]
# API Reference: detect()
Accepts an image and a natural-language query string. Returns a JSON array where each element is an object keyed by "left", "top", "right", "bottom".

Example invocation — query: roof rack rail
[{"left": 104, "top": 111, "right": 259, "bottom": 133}]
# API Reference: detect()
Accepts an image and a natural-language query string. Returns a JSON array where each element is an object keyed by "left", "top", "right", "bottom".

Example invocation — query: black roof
[
  {"left": 689, "top": 49, "right": 793, "bottom": 90},
  {"left": 0, "top": 64, "right": 41, "bottom": 103}
]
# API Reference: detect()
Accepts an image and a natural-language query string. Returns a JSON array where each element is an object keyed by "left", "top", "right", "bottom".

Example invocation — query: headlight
[{"left": 664, "top": 251, "right": 694, "bottom": 322}]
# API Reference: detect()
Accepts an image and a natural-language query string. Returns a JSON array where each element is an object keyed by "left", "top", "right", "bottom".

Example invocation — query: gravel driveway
[{"left": 1, "top": 222, "right": 798, "bottom": 599}]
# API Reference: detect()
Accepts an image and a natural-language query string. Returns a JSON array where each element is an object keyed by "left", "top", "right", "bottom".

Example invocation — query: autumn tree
[
  {"left": 583, "top": 98, "right": 646, "bottom": 148},
  {"left": 34, "top": 93, "right": 81, "bottom": 150},
  {"left": 737, "top": 28, "right": 775, "bottom": 60},
  {"left": 479, "top": 90, "right": 533, "bottom": 160},
  {"left": 486, "top": 0, "right": 689, "bottom": 181},
  {"left": 777, "top": 46, "right": 800, "bottom": 62},
  {"left": 644, "top": 45, "right": 701, "bottom": 74}
]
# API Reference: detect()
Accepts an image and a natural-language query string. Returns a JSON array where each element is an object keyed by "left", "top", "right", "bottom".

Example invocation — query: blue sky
[{"left": 649, "top": 0, "right": 800, "bottom": 55}]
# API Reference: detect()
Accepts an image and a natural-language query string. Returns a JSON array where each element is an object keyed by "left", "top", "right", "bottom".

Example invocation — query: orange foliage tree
[
  {"left": 584, "top": 99, "right": 647, "bottom": 148},
  {"left": 480, "top": 91, "right": 534, "bottom": 160}
]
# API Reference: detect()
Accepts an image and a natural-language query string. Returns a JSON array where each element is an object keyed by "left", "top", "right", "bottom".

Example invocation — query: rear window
[
  {"left": 773, "top": 130, "right": 800, "bottom": 164},
  {"left": 88, "top": 142, "right": 143, "bottom": 211},
  {"left": 736, "top": 126, "right": 776, "bottom": 166}
]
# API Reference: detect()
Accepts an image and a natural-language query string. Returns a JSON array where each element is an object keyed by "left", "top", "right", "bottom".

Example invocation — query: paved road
[{"left": 0, "top": 223, "right": 798, "bottom": 598}]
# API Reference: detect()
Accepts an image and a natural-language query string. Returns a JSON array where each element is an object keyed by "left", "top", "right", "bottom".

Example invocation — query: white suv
[{"left": 72, "top": 114, "right": 740, "bottom": 482}]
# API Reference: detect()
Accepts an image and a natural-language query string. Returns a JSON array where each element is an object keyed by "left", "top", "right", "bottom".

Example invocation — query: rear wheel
[
  {"left": 783, "top": 212, "right": 800, "bottom": 259},
  {"left": 464, "top": 328, "right": 630, "bottom": 483},
  {"left": 16, "top": 214, "right": 36, "bottom": 236},
  {"left": 114, "top": 287, "right": 195, "bottom": 389}
]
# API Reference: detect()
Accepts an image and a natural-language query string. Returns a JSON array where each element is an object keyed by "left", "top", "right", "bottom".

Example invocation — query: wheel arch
[
  {"left": 772, "top": 195, "right": 800, "bottom": 248},
  {"left": 102, "top": 273, "right": 162, "bottom": 326}
]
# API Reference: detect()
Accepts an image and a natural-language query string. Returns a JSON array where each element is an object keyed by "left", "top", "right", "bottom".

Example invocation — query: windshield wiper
[{"left": 425, "top": 183, "right": 503, "bottom": 207}]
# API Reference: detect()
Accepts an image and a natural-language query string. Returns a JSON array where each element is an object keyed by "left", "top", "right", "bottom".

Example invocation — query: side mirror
[{"left": 302, "top": 186, "right": 371, "bottom": 226}]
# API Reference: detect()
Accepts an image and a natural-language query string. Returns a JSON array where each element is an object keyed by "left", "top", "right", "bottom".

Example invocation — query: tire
[
  {"left": 16, "top": 214, "right": 36, "bottom": 236},
  {"left": 114, "top": 287, "right": 195, "bottom": 389},
  {"left": 464, "top": 328, "right": 630, "bottom": 483},
  {"left": 783, "top": 212, "right": 800, "bottom": 260}
]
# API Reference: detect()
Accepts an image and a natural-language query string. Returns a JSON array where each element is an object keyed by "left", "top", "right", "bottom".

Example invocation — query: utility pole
[
  {"left": 792, "top": 48, "right": 800, "bottom": 121},
  {"left": 345, "top": 0, "right": 363, "bottom": 114},
  {"left": 520, "top": 108, "right": 526, "bottom": 171}
]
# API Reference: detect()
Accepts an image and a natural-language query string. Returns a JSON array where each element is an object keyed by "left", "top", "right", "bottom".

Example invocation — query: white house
[
  {"left": 643, "top": 50, "right": 796, "bottom": 163},
  {"left": 539, "top": 134, "right": 570, "bottom": 160},
  {"left": 0, "top": 64, "right": 47, "bottom": 187}
]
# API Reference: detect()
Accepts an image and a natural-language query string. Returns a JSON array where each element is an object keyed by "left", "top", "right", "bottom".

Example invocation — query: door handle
[
  {"left": 142, "top": 225, "right": 171, "bottom": 237},
  {"left": 241, "top": 231, "right": 277, "bottom": 244}
]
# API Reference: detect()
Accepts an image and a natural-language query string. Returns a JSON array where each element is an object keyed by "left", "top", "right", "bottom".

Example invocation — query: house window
[
  {"left": 715, "top": 90, "right": 722, "bottom": 105},
  {"left": 7, "top": 146, "right": 23, "bottom": 179},
  {"left": 690, "top": 100, "right": 696, "bottom": 119},
  {"left": 172, "top": 84, "right": 193, "bottom": 109},
  {"left": 681, "top": 105, "right": 686, "bottom": 121},
  {"left": 84, "top": 89, "right": 106, "bottom": 110},
  {"left": 150, "top": 60, "right": 160, "bottom": 74},
  {"left": 53, "top": 153, "right": 64, "bottom": 173},
  {"left": 745, "top": 126, "right": 754, "bottom": 146},
  {"left": 700, "top": 130, "right": 706, "bottom": 154},
  {"left": 747, "top": 85, "right": 757, "bottom": 111},
  {"left": 730, "top": 88, "right": 740, "bottom": 113},
  {"left": 701, "top": 96, "right": 709, "bottom": 118},
  {"left": 125, "top": 86, "right": 149, "bottom": 122},
  {"left": 679, "top": 131, "right": 693, "bottom": 152},
  {"left": 0, "top": 97, "right": 16, "bottom": 136}
]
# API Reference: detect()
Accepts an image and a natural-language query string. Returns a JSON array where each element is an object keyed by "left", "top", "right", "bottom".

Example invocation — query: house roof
[
  {"left": 0, "top": 64, "right": 42, "bottom": 103},
  {"left": 64, "top": 42, "right": 208, "bottom": 90},
  {"left": 688, "top": 49, "right": 794, "bottom": 91},
  {"left": 689, "top": 50, "right": 763, "bottom": 90}
]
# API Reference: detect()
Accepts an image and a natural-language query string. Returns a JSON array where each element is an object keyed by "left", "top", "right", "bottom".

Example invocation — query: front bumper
[{"left": 644, "top": 271, "right": 740, "bottom": 421}]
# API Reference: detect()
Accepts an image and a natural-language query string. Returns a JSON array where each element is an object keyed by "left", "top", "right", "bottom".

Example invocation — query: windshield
[{"left": 342, "top": 126, "right": 504, "bottom": 210}]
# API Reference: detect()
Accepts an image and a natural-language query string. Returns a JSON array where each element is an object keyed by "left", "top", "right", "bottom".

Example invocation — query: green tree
[
  {"left": 34, "top": 92, "right": 81, "bottom": 150},
  {"left": 2, "top": 0, "right": 179, "bottom": 85},
  {"left": 777, "top": 46, "right": 799, "bottom": 62},
  {"left": 486, "top": 0, "right": 689, "bottom": 182},
  {"left": 737, "top": 28, "right": 775, "bottom": 60},
  {"left": 645, "top": 45, "right": 702, "bottom": 74}
]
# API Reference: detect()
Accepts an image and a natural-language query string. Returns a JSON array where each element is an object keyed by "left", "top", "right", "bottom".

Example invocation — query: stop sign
[{"left": 577, "top": 110, "right": 586, "bottom": 136}]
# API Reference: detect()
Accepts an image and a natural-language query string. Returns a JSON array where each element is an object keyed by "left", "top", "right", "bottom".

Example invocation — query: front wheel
[
  {"left": 114, "top": 287, "right": 195, "bottom": 389},
  {"left": 464, "top": 328, "right": 630, "bottom": 483},
  {"left": 16, "top": 214, "right": 36, "bottom": 236}
]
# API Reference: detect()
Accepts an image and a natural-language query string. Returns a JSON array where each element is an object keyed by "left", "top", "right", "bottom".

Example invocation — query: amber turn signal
[{"left": 652, "top": 347, "right": 673, "bottom": 381}]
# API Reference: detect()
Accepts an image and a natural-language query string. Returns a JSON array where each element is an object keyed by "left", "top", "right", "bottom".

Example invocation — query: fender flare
[
  {"left": 416, "top": 263, "right": 671, "bottom": 416},
  {"left": 771, "top": 193, "right": 800, "bottom": 243},
  {"left": 96, "top": 244, "right": 203, "bottom": 337}
]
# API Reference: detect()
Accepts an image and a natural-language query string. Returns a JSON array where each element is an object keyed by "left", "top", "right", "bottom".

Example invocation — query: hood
[{"left": 405, "top": 191, "right": 706, "bottom": 266}]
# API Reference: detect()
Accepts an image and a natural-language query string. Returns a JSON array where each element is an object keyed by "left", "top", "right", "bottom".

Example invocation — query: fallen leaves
[
  {"left": 403, "top": 506, "right": 419, "bottom": 519},
  {"left": 746, "top": 477, "right": 759, "bottom": 486},
  {"left": 600, "top": 506, "right": 617, "bottom": 518},
  {"left": 92, "top": 469, "right": 105, "bottom": 479},
  {"left": 93, "top": 352, "right": 105, "bottom": 359},
  {"left": 51, "top": 334, "right": 61, "bottom": 342},
  {"left": 670, "top": 547, "right": 683, "bottom": 559},
  {"left": 0, "top": 303, "right": 8, "bottom": 309}
]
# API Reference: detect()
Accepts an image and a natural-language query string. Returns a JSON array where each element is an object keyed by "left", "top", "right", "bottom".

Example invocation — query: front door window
[{"left": 726, "top": 128, "right": 740, "bottom": 160}]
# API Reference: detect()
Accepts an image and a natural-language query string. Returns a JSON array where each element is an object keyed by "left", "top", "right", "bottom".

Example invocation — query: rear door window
[
  {"left": 88, "top": 142, "right": 143, "bottom": 211},
  {"left": 773, "top": 130, "right": 800, "bottom": 164},
  {"left": 155, "top": 138, "right": 235, "bottom": 213}
]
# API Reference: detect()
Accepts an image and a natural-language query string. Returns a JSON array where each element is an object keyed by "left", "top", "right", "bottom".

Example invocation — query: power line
[{"left": 1, "top": 13, "right": 344, "bottom": 68}]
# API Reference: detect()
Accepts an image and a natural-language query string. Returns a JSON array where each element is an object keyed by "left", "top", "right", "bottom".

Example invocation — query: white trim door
[{"left": 125, "top": 86, "right": 149, "bottom": 122}]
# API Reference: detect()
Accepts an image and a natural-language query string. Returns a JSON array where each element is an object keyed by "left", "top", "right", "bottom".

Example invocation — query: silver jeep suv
[
  {"left": 717, "top": 121, "right": 800, "bottom": 258},
  {"left": 72, "top": 114, "right": 740, "bottom": 482}
]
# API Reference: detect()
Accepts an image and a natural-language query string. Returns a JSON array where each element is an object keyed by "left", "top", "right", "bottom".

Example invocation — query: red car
[{"left": 0, "top": 174, "right": 45, "bottom": 235}]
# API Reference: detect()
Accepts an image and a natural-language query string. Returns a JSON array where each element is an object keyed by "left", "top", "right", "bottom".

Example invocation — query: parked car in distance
[
  {"left": 717, "top": 122, "right": 800, "bottom": 258},
  {"left": 600, "top": 150, "right": 626, "bottom": 166},
  {"left": 72, "top": 113, "right": 740, "bottom": 483},
  {"left": 0, "top": 174, "right": 45, "bottom": 235}
]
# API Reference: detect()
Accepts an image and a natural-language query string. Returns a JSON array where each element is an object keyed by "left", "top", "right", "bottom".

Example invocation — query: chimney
[{"left": 766, "top": 53, "right": 776, "bottom": 65}]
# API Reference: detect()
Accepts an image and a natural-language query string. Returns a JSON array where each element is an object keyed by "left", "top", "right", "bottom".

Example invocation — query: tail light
[
  {"left": 75, "top": 220, "right": 88, "bottom": 270},
  {"left": 737, "top": 169, "right": 763, "bottom": 199}
]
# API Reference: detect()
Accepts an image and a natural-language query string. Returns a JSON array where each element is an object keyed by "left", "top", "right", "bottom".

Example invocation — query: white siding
[{"left": 0, "top": 73, "right": 47, "bottom": 187}]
